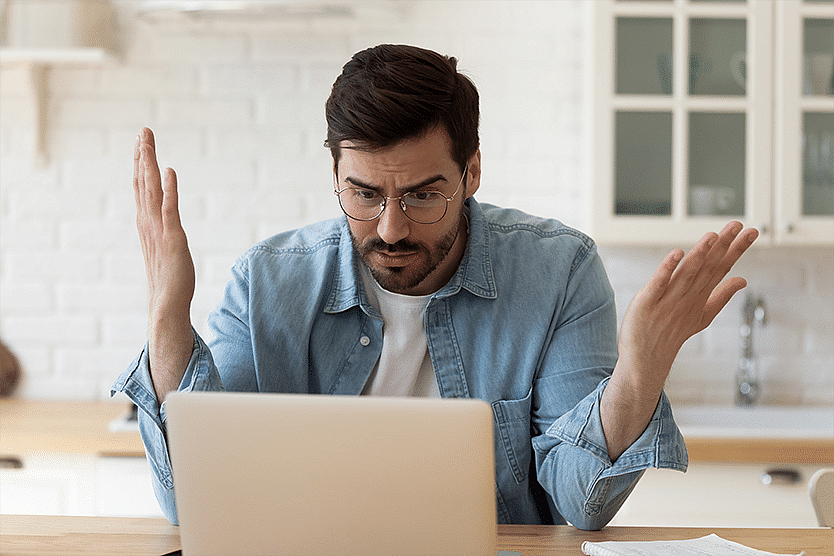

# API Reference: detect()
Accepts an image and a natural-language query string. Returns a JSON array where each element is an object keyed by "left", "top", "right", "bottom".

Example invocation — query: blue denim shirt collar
[
  {"left": 323, "top": 198, "right": 497, "bottom": 316},
  {"left": 322, "top": 220, "right": 365, "bottom": 314}
]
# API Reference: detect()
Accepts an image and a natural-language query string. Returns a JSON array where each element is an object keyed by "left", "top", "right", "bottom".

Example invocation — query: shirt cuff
[
  {"left": 544, "top": 377, "right": 689, "bottom": 475},
  {"left": 110, "top": 330, "right": 207, "bottom": 428}
]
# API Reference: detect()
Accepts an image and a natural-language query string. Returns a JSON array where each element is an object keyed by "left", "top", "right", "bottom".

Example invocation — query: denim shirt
[{"left": 112, "top": 198, "right": 688, "bottom": 530}]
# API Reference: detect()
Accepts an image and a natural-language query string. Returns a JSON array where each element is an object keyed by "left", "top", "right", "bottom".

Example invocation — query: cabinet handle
[
  {"left": 785, "top": 223, "right": 796, "bottom": 234},
  {"left": 761, "top": 468, "right": 801, "bottom": 486},
  {"left": 0, "top": 456, "right": 23, "bottom": 469}
]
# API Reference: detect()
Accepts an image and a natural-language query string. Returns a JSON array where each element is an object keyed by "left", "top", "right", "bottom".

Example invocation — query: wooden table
[
  {"left": 499, "top": 524, "right": 833, "bottom": 554},
  {"left": 1, "top": 515, "right": 831, "bottom": 555}
]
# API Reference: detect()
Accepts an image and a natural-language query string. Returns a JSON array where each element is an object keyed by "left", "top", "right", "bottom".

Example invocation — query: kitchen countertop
[
  {"left": 0, "top": 399, "right": 144, "bottom": 456},
  {"left": 685, "top": 436, "right": 834, "bottom": 463},
  {"left": 2, "top": 399, "right": 832, "bottom": 462}
]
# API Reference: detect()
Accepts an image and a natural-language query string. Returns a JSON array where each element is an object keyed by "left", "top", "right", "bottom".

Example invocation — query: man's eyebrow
[{"left": 343, "top": 174, "right": 448, "bottom": 192}]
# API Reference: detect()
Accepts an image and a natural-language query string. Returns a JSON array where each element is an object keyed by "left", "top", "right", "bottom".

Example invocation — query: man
[{"left": 113, "top": 44, "right": 758, "bottom": 529}]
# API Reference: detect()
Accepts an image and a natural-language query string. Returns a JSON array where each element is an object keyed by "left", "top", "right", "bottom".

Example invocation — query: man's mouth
[
  {"left": 372, "top": 248, "right": 419, "bottom": 267},
  {"left": 360, "top": 239, "right": 422, "bottom": 267}
]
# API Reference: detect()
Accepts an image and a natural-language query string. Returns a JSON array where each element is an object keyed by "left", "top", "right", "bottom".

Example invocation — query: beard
[{"left": 351, "top": 213, "right": 462, "bottom": 294}]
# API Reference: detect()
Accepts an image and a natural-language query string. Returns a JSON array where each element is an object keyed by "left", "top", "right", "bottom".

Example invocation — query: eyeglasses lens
[{"left": 337, "top": 190, "right": 448, "bottom": 224}]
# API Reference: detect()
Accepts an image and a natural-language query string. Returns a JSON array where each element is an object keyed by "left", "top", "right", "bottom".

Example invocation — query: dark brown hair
[{"left": 325, "top": 44, "right": 479, "bottom": 174}]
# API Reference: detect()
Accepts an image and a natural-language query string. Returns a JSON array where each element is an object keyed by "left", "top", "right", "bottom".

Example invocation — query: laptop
[{"left": 164, "top": 391, "right": 498, "bottom": 556}]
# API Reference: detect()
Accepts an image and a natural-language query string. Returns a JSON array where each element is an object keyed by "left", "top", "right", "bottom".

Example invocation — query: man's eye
[
  {"left": 354, "top": 189, "right": 379, "bottom": 201},
  {"left": 409, "top": 191, "right": 434, "bottom": 201}
]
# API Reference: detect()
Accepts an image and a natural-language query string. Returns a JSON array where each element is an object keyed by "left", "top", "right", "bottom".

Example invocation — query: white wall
[{"left": 0, "top": 0, "right": 831, "bottom": 405}]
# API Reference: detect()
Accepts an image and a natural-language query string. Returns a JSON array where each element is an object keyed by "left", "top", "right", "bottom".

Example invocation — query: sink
[{"left": 672, "top": 405, "right": 834, "bottom": 439}]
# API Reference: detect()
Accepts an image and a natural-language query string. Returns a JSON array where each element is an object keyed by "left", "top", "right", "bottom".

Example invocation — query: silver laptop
[{"left": 165, "top": 392, "right": 497, "bottom": 556}]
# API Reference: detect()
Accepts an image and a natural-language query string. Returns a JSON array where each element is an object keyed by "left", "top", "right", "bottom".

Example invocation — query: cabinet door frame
[
  {"left": 591, "top": 0, "right": 775, "bottom": 246},
  {"left": 774, "top": 0, "right": 834, "bottom": 245}
]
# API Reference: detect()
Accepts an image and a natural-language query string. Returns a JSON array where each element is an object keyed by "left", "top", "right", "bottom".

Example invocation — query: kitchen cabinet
[
  {"left": 609, "top": 462, "right": 826, "bottom": 527},
  {"left": 0, "top": 400, "right": 160, "bottom": 517},
  {"left": 591, "top": 0, "right": 834, "bottom": 245},
  {"left": 0, "top": 451, "right": 162, "bottom": 517}
]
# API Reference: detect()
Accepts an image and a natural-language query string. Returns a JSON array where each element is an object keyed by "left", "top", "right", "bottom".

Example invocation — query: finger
[
  {"left": 140, "top": 126, "right": 156, "bottom": 152},
  {"left": 161, "top": 167, "right": 182, "bottom": 228},
  {"left": 133, "top": 133, "right": 143, "bottom": 213},
  {"left": 698, "top": 224, "right": 758, "bottom": 296},
  {"left": 666, "top": 230, "right": 719, "bottom": 296},
  {"left": 135, "top": 128, "right": 158, "bottom": 215},
  {"left": 699, "top": 276, "right": 748, "bottom": 331},
  {"left": 724, "top": 226, "right": 759, "bottom": 265},
  {"left": 643, "top": 248, "right": 685, "bottom": 304},
  {"left": 710, "top": 220, "right": 746, "bottom": 263},
  {"left": 690, "top": 221, "right": 744, "bottom": 292},
  {"left": 669, "top": 220, "right": 746, "bottom": 298},
  {"left": 140, "top": 141, "right": 163, "bottom": 219}
]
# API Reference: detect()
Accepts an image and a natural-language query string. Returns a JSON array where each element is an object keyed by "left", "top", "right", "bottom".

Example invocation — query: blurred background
[{"left": 0, "top": 0, "right": 831, "bottom": 407}]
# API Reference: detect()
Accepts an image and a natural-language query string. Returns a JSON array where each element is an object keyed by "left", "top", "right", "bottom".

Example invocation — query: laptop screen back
[{"left": 165, "top": 392, "right": 497, "bottom": 556}]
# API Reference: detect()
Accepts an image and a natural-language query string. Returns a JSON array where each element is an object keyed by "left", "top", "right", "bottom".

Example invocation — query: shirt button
[{"left": 359, "top": 336, "right": 371, "bottom": 346}]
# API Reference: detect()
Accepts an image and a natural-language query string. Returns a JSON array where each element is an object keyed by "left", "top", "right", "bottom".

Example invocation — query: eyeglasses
[{"left": 334, "top": 165, "right": 467, "bottom": 225}]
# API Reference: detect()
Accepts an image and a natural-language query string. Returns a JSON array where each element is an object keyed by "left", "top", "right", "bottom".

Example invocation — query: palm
[
  {"left": 134, "top": 128, "right": 195, "bottom": 321},
  {"left": 618, "top": 222, "right": 758, "bottom": 383}
]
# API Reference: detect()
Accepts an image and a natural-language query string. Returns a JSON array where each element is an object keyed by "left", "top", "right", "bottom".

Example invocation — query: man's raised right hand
[{"left": 134, "top": 127, "right": 196, "bottom": 402}]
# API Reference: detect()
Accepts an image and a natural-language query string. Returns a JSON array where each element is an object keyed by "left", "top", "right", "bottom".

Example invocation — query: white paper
[{"left": 581, "top": 533, "right": 805, "bottom": 556}]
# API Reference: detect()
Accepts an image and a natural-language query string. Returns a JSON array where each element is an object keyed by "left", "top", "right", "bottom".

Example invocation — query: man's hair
[{"left": 325, "top": 44, "right": 479, "bottom": 174}]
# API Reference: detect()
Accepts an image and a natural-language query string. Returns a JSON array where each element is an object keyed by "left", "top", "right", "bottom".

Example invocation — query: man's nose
[{"left": 376, "top": 199, "right": 410, "bottom": 245}]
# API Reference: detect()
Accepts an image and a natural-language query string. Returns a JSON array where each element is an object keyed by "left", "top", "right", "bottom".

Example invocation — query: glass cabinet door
[
  {"left": 615, "top": 111, "right": 673, "bottom": 215},
  {"left": 599, "top": 0, "right": 770, "bottom": 244},
  {"left": 774, "top": 0, "right": 834, "bottom": 244},
  {"left": 689, "top": 18, "right": 747, "bottom": 97},
  {"left": 802, "top": 18, "right": 833, "bottom": 218},
  {"left": 688, "top": 112, "right": 746, "bottom": 216},
  {"left": 616, "top": 17, "right": 674, "bottom": 96},
  {"left": 611, "top": 15, "right": 675, "bottom": 218},
  {"left": 594, "top": 0, "right": 832, "bottom": 245},
  {"left": 803, "top": 17, "right": 834, "bottom": 97},
  {"left": 804, "top": 112, "right": 834, "bottom": 217}
]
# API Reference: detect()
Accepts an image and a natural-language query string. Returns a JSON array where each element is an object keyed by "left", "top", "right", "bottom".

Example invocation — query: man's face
[{"left": 335, "top": 127, "right": 480, "bottom": 296}]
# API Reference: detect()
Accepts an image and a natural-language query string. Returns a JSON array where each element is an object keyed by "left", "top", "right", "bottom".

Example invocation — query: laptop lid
[{"left": 165, "top": 392, "right": 497, "bottom": 556}]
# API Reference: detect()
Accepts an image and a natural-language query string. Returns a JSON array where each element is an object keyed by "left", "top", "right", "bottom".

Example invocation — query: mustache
[{"left": 360, "top": 238, "right": 423, "bottom": 254}]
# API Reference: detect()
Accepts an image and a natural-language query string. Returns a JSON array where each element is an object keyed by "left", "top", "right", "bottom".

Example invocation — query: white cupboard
[
  {"left": 591, "top": 0, "right": 834, "bottom": 245},
  {"left": 610, "top": 462, "right": 825, "bottom": 527},
  {"left": 0, "top": 451, "right": 162, "bottom": 517}
]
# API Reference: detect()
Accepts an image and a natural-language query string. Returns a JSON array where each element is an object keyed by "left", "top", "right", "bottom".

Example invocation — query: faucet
[{"left": 736, "top": 293, "right": 766, "bottom": 406}]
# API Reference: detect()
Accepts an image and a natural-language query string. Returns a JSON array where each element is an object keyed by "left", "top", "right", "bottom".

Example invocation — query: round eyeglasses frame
[{"left": 334, "top": 165, "right": 468, "bottom": 225}]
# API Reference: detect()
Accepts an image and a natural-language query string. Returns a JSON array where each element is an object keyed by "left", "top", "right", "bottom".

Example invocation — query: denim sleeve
[
  {"left": 533, "top": 377, "right": 688, "bottom": 530},
  {"left": 110, "top": 330, "right": 223, "bottom": 525},
  {"left": 526, "top": 238, "right": 688, "bottom": 530}
]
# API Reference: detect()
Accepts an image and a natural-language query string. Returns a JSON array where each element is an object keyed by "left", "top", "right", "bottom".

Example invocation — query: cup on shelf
[
  {"left": 803, "top": 53, "right": 834, "bottom": 96},
  {"left": 689, "top": 54, "right": 713, "bottom": 92},
  {"left": 657, "top": 53, "right": 673, "bottom": 95},
  {"left": 730, "top": 50, "right": 746, "bottom": 89},
  {"left": 690, "top": 185, "right": 738, "bottom": 216}
]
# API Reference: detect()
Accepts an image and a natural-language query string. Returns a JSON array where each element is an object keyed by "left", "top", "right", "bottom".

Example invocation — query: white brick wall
[
  {"left": 0, "top": 0, "right": 831, "bottom": 404},
  {"left": 599, "top": 245, "right": 834, "bottom": 406}
]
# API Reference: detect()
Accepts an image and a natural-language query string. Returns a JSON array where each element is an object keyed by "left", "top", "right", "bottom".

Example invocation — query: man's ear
[{"left": 464, "top": 148, "right": 481, "bottom": 199}]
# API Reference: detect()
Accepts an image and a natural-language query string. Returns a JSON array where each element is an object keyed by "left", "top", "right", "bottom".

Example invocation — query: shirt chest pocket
[{"left": 491, "top": 388, "right": 533, "bottom": 485}]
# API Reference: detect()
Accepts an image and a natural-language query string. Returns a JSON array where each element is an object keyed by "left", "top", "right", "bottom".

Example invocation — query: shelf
[
  {"left": 0, "top": 47, "right": 118, "bottom": 167},
  {"left": 0, "top": 47, "right": 118, "bottom": 66}
]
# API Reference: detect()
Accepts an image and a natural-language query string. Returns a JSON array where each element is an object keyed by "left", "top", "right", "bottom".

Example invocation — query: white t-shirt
[{"left": 359, "top": 264, "right": 441, "bottom": 398}]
